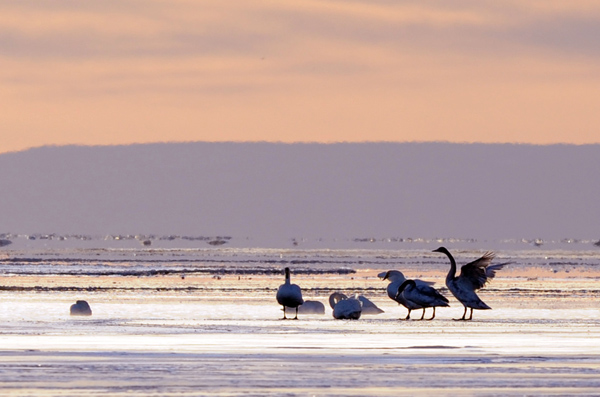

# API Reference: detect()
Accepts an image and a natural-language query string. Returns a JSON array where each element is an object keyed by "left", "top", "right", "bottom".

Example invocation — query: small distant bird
[
  {"left": 395, "top": 279, "right": 449, "bottom": 320},
  {"left": 329, "top": 292, "right": 362, "bottom": 320},
  {"left": 357, "top": 295, "right": 384, "bottom": 315},
  {"left": 433, "top": 247, "right": 509, "bottom": 321},
  {"left": 380, "top": 270, "right": 435, "bottom": 320},
  {"left": 70, "top": 300, "right": 92, "bottom": 316},
  {"left": 276, "top": 267, "right": 304, "bottom": 319}
]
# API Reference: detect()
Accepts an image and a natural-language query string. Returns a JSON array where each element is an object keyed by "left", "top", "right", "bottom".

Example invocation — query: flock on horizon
[{"left": 276, "top": 247, "right": 511, "bottom": 321}]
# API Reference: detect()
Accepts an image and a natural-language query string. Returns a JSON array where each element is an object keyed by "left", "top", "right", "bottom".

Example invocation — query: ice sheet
[{"left": 1, "top": 246, "right": 600, "bottom": 395}]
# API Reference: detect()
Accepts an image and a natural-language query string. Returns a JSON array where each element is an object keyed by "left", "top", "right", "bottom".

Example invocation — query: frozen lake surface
[{"left": 1, "top": 242, "right": 600, "bottom": 395}]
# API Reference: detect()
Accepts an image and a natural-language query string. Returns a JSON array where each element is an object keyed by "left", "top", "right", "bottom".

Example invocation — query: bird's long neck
[
  {"left": 328, "top": 294, "right": 337, "bottom": 309},
  {"left": 396, "top": 280, "right": 414, "bottom": 298},
  {"left": 284, "top": 268, "right": 291, "bottom": 285},
  {"left": 444, "top": 251, "right": 457, "bottom": 282},
  {"left": 329, "top": 293, "right": 346, "bottom": 309}
]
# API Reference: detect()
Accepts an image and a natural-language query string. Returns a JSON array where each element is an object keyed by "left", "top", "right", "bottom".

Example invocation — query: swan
[
  {"left": 433, "top": 247, "right": 509, "bottom": 320},
  {"left": 286, "top": 300, "right": 325, "bottom": 315},
  {"left": 276, "top": 267, "right": 304, "bottom": 319},
  {"left": 395, "top": 280, "right": 449, "bottom": 320},
  {"left": 329, "top": 292, "right": 362, "bottom": 320},
  {"left": 70, "top": 300, "right": 92, "bottom": 316},
  {"left": 357, "top": 295, "right": 384, "bottom": 315},
  {"left": 379, "top": 270, "right": 435, "bottom": 320}
]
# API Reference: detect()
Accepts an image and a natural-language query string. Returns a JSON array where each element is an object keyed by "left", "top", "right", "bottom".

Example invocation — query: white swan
[
  {"left": 395, "top": 279, "right": 449, "bottom": 320},
  {"left": 276, "top": 267, "right": 304, "bottom": 319},
  {"left": 379, "top": 270, "right": 434, "bottom": 320},
  {"left": 433, "top": 247, "right": 509, "bottom": 321},
  {"left": 286, "top": 300, "right": 325, "bottom": 315},
  {"left": 70, "top": 300, "right": 92, "bottom": 316},
  {"left": 357, "top": 295, "right": 384, "bottom": 315},
  {"left": 329, "top": 292, "right": 362, "bottom": 320}
]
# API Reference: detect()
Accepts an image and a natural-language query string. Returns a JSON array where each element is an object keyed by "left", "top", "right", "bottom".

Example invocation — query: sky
[{"left": 2, "top": 1, "right": 600, "bottom": 154}]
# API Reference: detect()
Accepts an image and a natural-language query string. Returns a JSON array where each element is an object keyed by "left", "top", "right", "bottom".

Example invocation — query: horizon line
[{"left": 4, "top": 140, "right": 600, "bottom": 155}]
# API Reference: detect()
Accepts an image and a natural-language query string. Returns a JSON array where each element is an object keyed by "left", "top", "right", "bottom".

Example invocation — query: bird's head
[
  {"left": 381, "top": 270, "right": 405, "bottom": 282},
  {"left": 433, "top": 247, "right": 448, "bottom": 254}
]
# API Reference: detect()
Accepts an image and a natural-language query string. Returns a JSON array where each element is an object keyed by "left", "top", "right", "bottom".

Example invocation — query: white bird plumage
[
  {"left": 395, "top": 279, "right": 449, "bottom": 320},
  {"left": 357, "top": 295, "right": 384, "bottom": 315},
  {"left": 379, "top": 270, "right": 435, "bottom": 320},
  {"left": 286, "top": 300, "right": 325, "bottom": 315},
  {"left": 329, "top": 292, "right": 362, "bottom": 320}
]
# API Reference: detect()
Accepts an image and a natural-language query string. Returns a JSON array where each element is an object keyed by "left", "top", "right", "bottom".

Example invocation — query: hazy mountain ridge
[{"left": 1, "top": 142, "right": 598, "bottom": 246}]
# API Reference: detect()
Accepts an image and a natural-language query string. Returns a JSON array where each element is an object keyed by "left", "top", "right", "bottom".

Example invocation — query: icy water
[{"left": 1, "top": 238, "right": 600, "bottom": 396}]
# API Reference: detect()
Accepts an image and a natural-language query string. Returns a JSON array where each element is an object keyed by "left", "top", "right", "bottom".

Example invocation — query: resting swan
[
  {"left": 357, "top": 295, "right": 384, "bottom": 315},
  {"left": 329, "top": 292, "right": 362, "bottom": 320},
  {"left": 286, "top": 300, "right": 325, "bottom": 315}
]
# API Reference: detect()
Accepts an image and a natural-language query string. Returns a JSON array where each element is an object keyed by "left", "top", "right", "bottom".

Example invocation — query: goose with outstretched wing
[{"left": 433, "top": 247, "right": 509, "bottom": 321}]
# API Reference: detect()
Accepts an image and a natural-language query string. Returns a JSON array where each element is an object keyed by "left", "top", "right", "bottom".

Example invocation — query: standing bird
[
  {"left": 329, "top": 292, "right": 362, "bottom": 320},
  {"left": 395, "top": 280, "right": 449, "bottom": 320},
  {"left": 379, "top": 270, "right": 434, "bottom": 320},
  {"left": 276, "top": 267, "right": 304, "bottom": 320},
  {"left": 433, "top": 247, "right": 509, "bottom": 321}
]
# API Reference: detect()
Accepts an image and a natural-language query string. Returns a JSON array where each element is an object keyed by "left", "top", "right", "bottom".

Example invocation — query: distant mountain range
[{"left": 1, "top": 142, "right": 598, "bottom": 247}]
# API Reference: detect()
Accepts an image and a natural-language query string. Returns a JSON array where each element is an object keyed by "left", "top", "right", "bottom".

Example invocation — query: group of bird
[{"left": 276, "top": 247, "right": 510, "bottom": 321}]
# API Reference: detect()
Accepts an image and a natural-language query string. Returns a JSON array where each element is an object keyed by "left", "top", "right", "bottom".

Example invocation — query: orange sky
[{"left": 2, "top": 1, "right": 600, "bottom": 154}]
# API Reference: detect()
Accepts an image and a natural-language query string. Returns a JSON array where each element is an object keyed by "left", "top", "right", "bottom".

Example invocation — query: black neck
[{"left": 444, "top": 250, "right": 457, "bottom": 281}]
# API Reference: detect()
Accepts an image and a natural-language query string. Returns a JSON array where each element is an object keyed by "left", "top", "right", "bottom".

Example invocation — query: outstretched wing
[
  {"left": 486, "top": 262, "right": 511, "bottom": 279},
  {"left": 459, "top": 251, "right": 495, "bottom": 290}
]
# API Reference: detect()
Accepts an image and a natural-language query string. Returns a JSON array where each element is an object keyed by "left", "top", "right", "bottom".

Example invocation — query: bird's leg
[
  {"left": 293, "top": 306, "right": 299, "bottom": 320},
  {"left": 468, "top": 308, "right": 473, "bottom": 321},
  {"left": 427, "top": 307, "right": 436, "bottom": 321},
  {"left": 419, "top": 308, "right": 426, "bottom": 320},
  {"left": 454, "top": 306, "right": 468, "bottom": 321},
  {"left": 402, "top": 309, "right": 411, "bottom": 320},
  {"left": 281, "top": 306, "right": 288, "bottom": 320}
]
